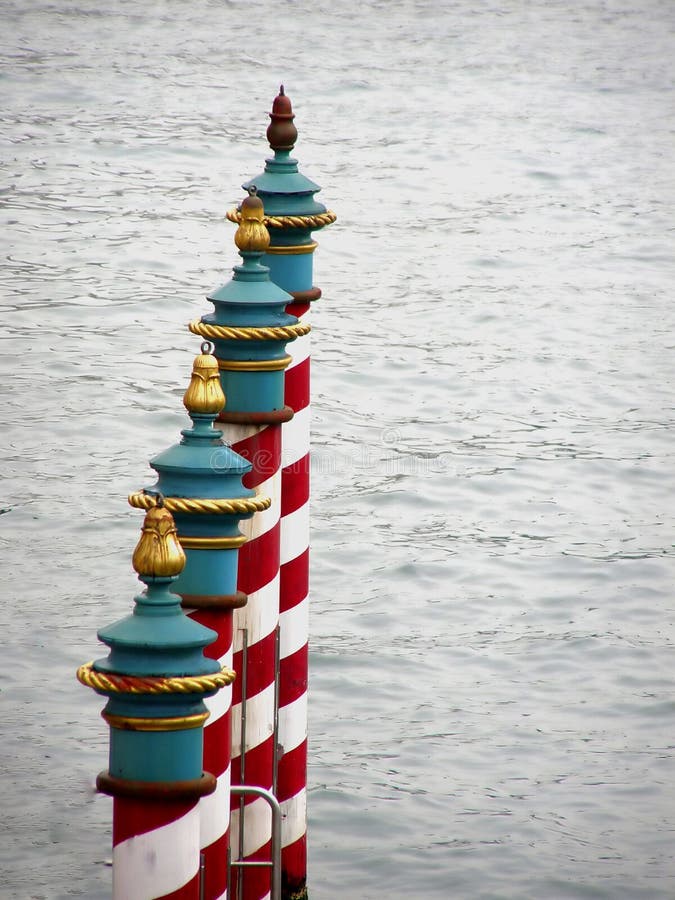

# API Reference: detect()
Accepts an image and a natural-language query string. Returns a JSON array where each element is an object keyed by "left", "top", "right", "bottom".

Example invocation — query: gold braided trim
[
  {"left": 189, "top": 319, "right": 311, "bottom": 342},
  {"left": 77, "top": 662, "right": 236, "bottom": 695},
  {"left": 265, "top": 242, "right": 317, "bottom": 256},
  {"left": 128, "top": 491, "right": 271, "bottom": 516},
  {"left": 102, "top": 711, "right": 210, "bottom": 731},
  {"left": 178, "top": 534, "right": 247, "bottom": 550},
  {"left": 226, "top": 208, "right": 337, "bottom": 229},
  {"left": 217, "top": 355, "right": 292, "bottom": 372}
]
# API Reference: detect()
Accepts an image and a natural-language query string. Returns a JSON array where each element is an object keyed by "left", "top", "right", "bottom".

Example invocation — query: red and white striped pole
[
  {"left": 174, "top": 350, "right": 245, "bottom": 900},
  {"left": 125, "top": 348, "right": 267, "bottom": 900},
  {"left": 110, "top": 796, "right": 203, "bottom": 900},
  {"left": 233, "top": 87, "right": 335, "bottom": 899},
  {"left": 187, "top": 599, "right": 238, "bottom": 900},
  {"left": 228, "top": 421, "right": 282, "bottom": 900},
  {"left": 190, "top": 189, "right": 307, "bottom": 900},
  {"left": 78, "top": 502, "right": 231, "bottom": 900},
  {"left": 277, "top": 299, "right": 311, "bottom": 897}
]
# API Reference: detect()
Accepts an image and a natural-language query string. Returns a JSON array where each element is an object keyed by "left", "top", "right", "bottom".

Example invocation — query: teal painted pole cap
[{"left": 242, "top": 86, "right": 325, "bottom": 216}]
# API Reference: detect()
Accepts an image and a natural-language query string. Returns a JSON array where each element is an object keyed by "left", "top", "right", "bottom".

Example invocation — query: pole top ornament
[
  {"left": 234, "top": 185, "right": 270, "bottom": 254},
  {"left": 238, "top": 85, "right": 330, "bottom": 221},
  {"left": 183, "top": 343, "right": 226, "bottom": 415},
  {"left": 132, "top": 504, "right": 186, "bottom": 579},
  {"left": 267, "top": 84, "right": 297, "bottom": 152}
]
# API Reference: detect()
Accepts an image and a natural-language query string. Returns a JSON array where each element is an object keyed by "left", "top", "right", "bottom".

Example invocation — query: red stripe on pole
[
  {"left": 238, "top": 838, "right": 272, "bottom": 900},
  {"left": 237, "top": 520, "right": 280, "bottom": 595},
  {"left": 278, "top": 643, "right": 308, "bottom": 708},
  {"left": 230, "top": 733, "right": 275, "bottom": 799},
  {"left": 191, "top": 609, "right": 233, "bottom": 662},
  {"left": 199, "top": 828, "right": 228, "bottom": 900},
  {"left": 281, "top": 833, "right": 307, "bottom": 897},
  {"left": 202, "top": 708, "right": 232, "bottom": 775},
  {"left": 112, "top": 797, "right": 197, "bottom": 846},
  {"left": 280, "top": 460, "right": 309, "bottom": 517},
  {"left": 279, "top": 548, "right": 309, "bottom": 614},
  {"left": 284, "top": 356, "right": 310, "bottom": 412},
  {"left": 286, "top": 301, "right": 311, "bottom": 318},
  {"left": 159, "top": 873, "right": 201, "bottom": 900},
  {"left": 232, "top": 629, "right": 276, "bottom": 705},
  {"left": 232, "top": 425, "right": 282, "bottom": 490},
  {"left": 277, "top": 739, "right": 307, "bottom": 804}
]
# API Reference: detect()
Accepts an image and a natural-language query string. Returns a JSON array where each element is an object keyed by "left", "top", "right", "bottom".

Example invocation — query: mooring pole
[
  {"left": 127, "top": 347, "right": 269, "bottom": 899},
  {"left": 228, "top": 85, "right": 335, "bottom": 900},
  {"left": 77, "top": 504, "right": 232, "bottom": 900},
  {"left": 190, "top": 189, "right": 307, "bottom": 900}
]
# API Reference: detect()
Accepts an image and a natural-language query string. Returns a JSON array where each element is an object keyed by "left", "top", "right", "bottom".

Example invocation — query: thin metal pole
[
  {"left": 273, "top": 623, "right": 281, "bottom": 796},
  {"left": 238, "top": 627, "right": 248, "bottom": 900},
  {"left": 230, "top": 785, "right": 282, "bottom": 900},
  {"left": 199, "top": 852, "right": 206, "bottom": 900}
]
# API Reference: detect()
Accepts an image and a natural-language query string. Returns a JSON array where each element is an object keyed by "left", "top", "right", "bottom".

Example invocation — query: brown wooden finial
[{"left": 266, "top": 84, "right": 297, "bottom": 151}]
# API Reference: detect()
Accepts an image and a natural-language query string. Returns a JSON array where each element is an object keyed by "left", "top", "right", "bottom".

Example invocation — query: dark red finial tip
[{"left": 267, "top": 85, "right": 297, "bottom": 151}]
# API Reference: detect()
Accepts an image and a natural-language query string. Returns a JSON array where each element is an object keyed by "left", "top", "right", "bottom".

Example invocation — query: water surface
[{"left": 1, "top": 1, "right": 674, "bottom": 897}]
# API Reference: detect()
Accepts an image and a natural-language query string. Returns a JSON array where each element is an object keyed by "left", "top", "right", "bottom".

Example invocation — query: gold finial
[
  {"left": 132, "top": 502, "right": 186, "bottom": 578},
  {"left": 183, "top": 342, "right": 226, "bottom": 415},
  {"left": 235, "top": 186, "right": 270, "bottom": 253}
]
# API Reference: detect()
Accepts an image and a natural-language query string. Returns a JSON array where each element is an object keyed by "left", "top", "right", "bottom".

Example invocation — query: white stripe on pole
[
  {"left": 232, "top": 572, "right": 280, "bottom": 654},
  {"left": 280, "top": 790, "right": 307, "bottom": 846},
  {"left": 279, "top": 595, "right": 309, "bottom": 659},
  {"left": 281, "top": 406, "right": 310, "bottom": 468},
  {"left": 199, "top": 762, "right": 231, "bottom": 850},
  {"left": 229, "top": 796, "right": 273, "bottom": 858},
  {"left": 204, "top": 678, "right": 232, "bottom": 725},
  {"left": 278, "top": 693, "right": 307, "bottom": 755},
  {"left": 287, "top": 326, "right": 311, "bottom": 368},
  {"left": 239, "top": 474, "right": 280, "bottom": 541},
  {"left": 113, "top": 804, "right": 200, "bottom": 900},
  {"left": 230, "top": 682, "right": 275, "bottom": 754},
  {"left": 280, "top": 503, "right": 310, "bottom": 565}
]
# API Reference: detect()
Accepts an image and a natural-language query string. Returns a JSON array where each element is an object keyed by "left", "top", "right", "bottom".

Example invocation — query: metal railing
[
  {"left": 228, "top": 785, "right": 282, "bottom": 900},
  {"left": 224, "top": 623, "right": 282, "bottom": 900}
]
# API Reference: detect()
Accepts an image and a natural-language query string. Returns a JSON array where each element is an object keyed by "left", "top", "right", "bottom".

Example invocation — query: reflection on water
[{"left": 1, "top": 0, "right": 674, "bottom": 897}]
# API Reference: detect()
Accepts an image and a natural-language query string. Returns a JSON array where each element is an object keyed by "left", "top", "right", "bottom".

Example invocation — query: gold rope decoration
[
  {"left": 77, "top": 662, "right": 236, "bottom": 695},
  {"left": 189, "top": 319, "right": 311, "bottom": 342},
  {"left": 102, "top": 712, "right": 210, "bottom": 731},
  {"left": 178, "top": 534, "right": 247, "bottom": 550},
  {"left": 128, "top": 491, "right": 271, "bottom": 516},
  {"left": 217, "top": 355, "right": 292, "bottom": 372},
  {"left": 226, "top": 208, "right": 337, "bottom": 230}
]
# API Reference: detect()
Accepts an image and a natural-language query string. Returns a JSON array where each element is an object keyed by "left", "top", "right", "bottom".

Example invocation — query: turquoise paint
[
  {"left": 201, "top": 233, "right": 297, "bottom": 414},
  {"left": 214, "top": 369, "right": 286, "bottom": 414},
  {"left": 109, "top": 727, "right": 205, "bottom": 783},
  {"left": 240, "top": 93, "right": 332, "bottom": 302},
  {"left": 176, "top": 547, "right": 240, "bottom": 597},
  {"left": 263, "top": 253, "right": 314, "bottom": 295},
  {"left": 208, "top": 257, "right": 294, "bottom": 323},
  {"left": 244, "top": 151, "right": 325, "bottom": 218},
  {"left": 149, "top": 413, "right": 253, "bottom": 498},
  {"left": 95, "top": 576, "right": 219, "bottom": 677},
  {"left": 136, "top": 397, "right": 256, "bottom": 600},
  {"left": 91, "top": 561, "right": 221, "bottom": 783}
]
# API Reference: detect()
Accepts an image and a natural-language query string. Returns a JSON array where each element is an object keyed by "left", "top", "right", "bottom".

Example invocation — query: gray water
[{"left": 1, "top": 1, "right": 674, "bottom": 897}]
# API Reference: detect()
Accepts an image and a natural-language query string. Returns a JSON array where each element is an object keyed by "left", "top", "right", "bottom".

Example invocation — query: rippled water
[{"left": 2, "top": 1, "right": 674, "bottom": 897}]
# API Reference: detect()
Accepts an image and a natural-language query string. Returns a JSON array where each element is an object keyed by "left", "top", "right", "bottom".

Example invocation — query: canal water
[{"left": 1, "top": 1, "right": 674, "bottom": 897}]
